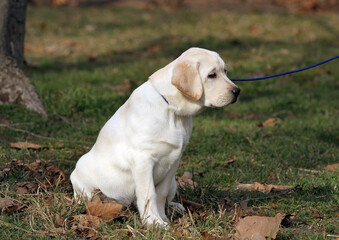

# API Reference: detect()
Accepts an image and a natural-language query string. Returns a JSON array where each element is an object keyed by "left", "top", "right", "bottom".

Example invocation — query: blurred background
[{"left": 30, "top": 0, "right": 339, "bottom": 12}]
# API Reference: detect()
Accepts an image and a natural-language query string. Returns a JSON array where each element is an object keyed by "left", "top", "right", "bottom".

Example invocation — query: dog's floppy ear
[{"left": 171, "top": 60, "right": 203, "bottom": 101}]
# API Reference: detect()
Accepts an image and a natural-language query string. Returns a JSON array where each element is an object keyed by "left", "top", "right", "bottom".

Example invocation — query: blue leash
[{"left": 230, "top": 55, "right": 339, "bottom": 81}]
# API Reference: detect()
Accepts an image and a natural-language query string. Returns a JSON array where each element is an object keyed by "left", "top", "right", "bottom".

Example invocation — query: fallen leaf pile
[
  {"left": 69, "top": 197, "right": 123, "bottom": 239},
  {"left": 16, "top": 181, "right": 38, "bottom": 194},
  {"left": 0, "top": 159, "right": 68, "bottom": 216},
  {"left": 0, "top": 159, "right": 66, "bottom": 189},
  {"left": 0, "top": 159, "right": 124, "bottom": 239}
]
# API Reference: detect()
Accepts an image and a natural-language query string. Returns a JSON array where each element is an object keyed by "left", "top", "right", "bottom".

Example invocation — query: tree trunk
[{"left": 0, "top": 0, "right": 47, "bottom": 118}]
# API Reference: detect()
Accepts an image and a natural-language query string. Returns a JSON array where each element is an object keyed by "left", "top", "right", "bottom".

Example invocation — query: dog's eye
[
  {"left": 224, "top": 69, "right": 227, "bottom": 74},
  {"left": 208, "top": 73, "right": 217, "bottom": 78}
]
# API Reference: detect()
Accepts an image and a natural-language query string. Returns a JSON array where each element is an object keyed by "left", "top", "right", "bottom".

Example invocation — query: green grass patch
[{"left": 1, "top": 5, "right": 338, "bottom": 239}]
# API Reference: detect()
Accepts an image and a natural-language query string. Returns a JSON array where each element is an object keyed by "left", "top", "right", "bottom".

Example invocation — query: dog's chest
[
  {"left": 152, "top": 141, "right": 187, "bottom": 186},
  {"left": 152, "top": 117, "right": 192, "bottom": 185}
]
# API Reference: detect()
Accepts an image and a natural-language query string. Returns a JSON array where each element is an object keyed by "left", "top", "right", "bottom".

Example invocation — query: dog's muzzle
[{"left": 231, "top": 87, "right": 240, "bottom": 104}]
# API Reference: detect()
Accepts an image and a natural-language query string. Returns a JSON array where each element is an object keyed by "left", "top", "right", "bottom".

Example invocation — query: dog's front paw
[
  {"left": 145, "top": 216, "right": 169, "bottom": 228},
  {"left": 169, "top": 202, "right": 185, "bottom": 213}
]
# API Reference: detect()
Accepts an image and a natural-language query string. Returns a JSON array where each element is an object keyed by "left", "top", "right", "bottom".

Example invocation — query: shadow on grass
[
  {"left": 29, "top": 35, "right": 337, "bottom": 77},
  {"left": 179, "top": 181, "right": 336, "bottom": 212}
]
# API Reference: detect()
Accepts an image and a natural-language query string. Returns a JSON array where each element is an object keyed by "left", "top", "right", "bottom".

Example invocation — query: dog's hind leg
[
  {"left": 155, "top": 162, "right": 185, "bottom": 223},
  {"left": 70, "top": 170, "right": 94, "bottom": 203},
  {"left": 167, "top": 176, "right": 185, "bottom": 213}
]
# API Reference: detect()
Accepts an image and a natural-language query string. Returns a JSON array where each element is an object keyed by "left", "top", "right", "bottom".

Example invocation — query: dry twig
[{"left": 0, "top": 124, "right": 88, "bottom": 144}]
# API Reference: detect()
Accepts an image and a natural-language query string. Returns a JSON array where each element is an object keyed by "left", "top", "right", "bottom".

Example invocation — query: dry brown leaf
[
  {"left": 235, "top": 213, "right": 285, "bottom": 240},
  {"left": 268, "top": 171, "right": 275, "bottom": 180},
  {"left": 45, "top": 164, "right": 66, "bottom": 185},
  {"left": 86, "top": 198, "right": 123, "bottom": 220},
  {"left": 25, "top": 160, "right": 42, "bottom": 171},
  {"left": 55, "top": 214, "right": 64, "bottom": 227},
  {"left": 86, "top": 228, "right": 101, "bottom": 240},
  {"left": 16, "top": 181, "right": 38, "bottom": 194},
  {"left": 72, "top": 214, "right": 102, "bottom": 229},
  {"left": 0, "top": 197, "right": 24, "bottom": 214},
  {"left": 258, "top": 118, "right": 279, "bottom": 127},
  {"left": 25, "top": 160, "right": 66, "bottom": 185},
  {"left": 0, "top": 197, "right": 15, "bottom": 210},
  {"left": 10, "top": 142, "right": 41, "bottom": 150},
  {"left": 312, "top": 208, "right": 322, "bottom": 219},
  {"left": 173, "top": 215, "right": 191, "bottom": 237},
  {"left": 324, "top": 163, "right": 338, "bottom": 172},
  {"left": 177, "top": 172, "right": 197, "bottom": 189},
  {"left": 236, "top": 182, "right": 294, "bottom": 193}
]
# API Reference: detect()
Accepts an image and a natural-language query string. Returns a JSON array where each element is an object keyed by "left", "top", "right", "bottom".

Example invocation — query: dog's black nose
[{"left": 232, "top": 87, "right": 240, "bottom": 97}]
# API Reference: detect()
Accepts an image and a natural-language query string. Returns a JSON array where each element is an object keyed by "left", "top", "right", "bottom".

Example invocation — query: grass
[{"left": 1, "top": 4, "right": 339, "bottom": 239}]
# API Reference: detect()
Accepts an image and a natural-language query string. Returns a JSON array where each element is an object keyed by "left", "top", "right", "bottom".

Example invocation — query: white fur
[{"left": 70, "top": 47, "right": 239, "bottom": 227}]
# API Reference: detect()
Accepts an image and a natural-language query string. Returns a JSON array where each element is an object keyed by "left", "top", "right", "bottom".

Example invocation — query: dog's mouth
[{"left": 231, "top": 96, "right": 238, "bottom": 104}]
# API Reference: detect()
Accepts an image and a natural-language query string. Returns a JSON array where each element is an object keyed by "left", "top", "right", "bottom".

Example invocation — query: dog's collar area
[{"left": 161, "top": 95, "right": 169, "bottom": 104}]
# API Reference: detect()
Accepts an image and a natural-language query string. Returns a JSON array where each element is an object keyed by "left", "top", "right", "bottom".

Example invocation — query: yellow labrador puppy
[{"left": 70, "top": 47, "right": 240, "bottom": 227}]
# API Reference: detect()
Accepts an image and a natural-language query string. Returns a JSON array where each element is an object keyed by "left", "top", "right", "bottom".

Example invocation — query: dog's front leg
[
  {"left": 155, "top": 160, "right": 180, "bottom": 223},
  {"left": 132, "top": 160, "right": 167, "bottom": 227}
]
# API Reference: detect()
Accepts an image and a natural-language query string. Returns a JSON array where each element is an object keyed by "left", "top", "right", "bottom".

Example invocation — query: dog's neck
[{"left": 149, "top": 62, "right": 205, "bottom": 116}]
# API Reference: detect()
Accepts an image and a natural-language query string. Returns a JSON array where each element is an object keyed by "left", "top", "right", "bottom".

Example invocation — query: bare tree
[{"left": 0, "top": 0, "right": 47, "bottom": 117}]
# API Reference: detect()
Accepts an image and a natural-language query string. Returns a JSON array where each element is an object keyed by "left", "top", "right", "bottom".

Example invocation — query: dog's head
[{"left": 171, "top": 47, "right": 240, "bottom": 108}]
